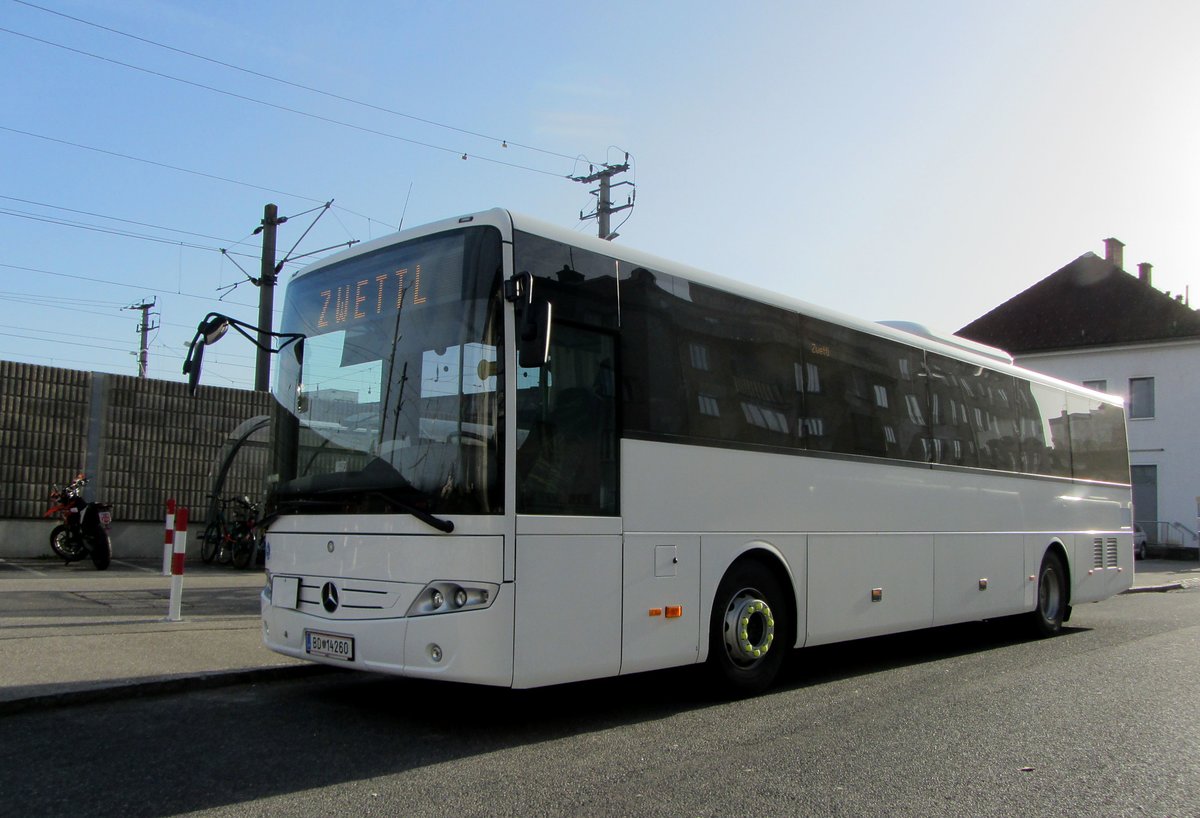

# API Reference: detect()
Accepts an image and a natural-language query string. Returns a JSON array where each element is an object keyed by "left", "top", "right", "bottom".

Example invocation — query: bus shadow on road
[
  {"left": 776, "top": 617, "right": 1090, "bottom": 691},
  {"left": 312, "top": 614, "right": 1088, "bottom": 732}
]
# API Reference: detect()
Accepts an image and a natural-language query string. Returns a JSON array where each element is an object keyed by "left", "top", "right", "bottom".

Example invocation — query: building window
[
  {"left": 873, "top": 384, "right": 889, "bottom": 408},
  {"left": 905, "top": 393, "right": 925, "bottom": 425},
  {"left": 1129, "top": 377, "right": 1155, "bottom": 419},
  {"left": 698, "top": 394, "right": 720, "bottom": 417},
  {"left": 799, "top": 417, "right": 824, "bottom": 437},
  {"left": 1083, "top": 379, "right": 1107, "bottom": 393},
  {"left": 689, "top": 343, "right": 710, "bottom": 371}
]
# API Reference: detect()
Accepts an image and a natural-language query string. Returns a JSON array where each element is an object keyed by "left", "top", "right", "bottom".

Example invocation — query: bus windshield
[{"left": 269, "top": 226, "right": 504, "bottom": 518}]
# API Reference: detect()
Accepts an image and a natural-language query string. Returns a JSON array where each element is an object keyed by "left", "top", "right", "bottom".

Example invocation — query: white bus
[{"left": 260, "top": 208, "right": 1133, "bottom": 695}]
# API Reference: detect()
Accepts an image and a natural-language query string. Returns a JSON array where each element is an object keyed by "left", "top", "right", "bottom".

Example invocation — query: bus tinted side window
[
  {"left": 800, "top": 321, "right": 926, "bottom": 461},
  {"left": 1020, "top": 383, "right": 1073, "bottom": 478},
  {"left": 924, "top": 355, "right": 980, "bottom": 467},
  {"left": 1066, "top": 393, "right": 1129, "bottom": 483},
  {"left": 620, "top": 266, "right": 799, "bottom": 452},
  {"left": 961, "top": 367, "right": 1021, "bottom": 472}
]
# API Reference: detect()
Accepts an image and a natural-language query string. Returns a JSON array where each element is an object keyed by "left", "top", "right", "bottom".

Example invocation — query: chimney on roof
[
  {"left": 1104, "top": 237, "right": 1125, "bottom": 270},
  {"left": 1138, "top": 262, "right": 1152, "bottom": 286}
]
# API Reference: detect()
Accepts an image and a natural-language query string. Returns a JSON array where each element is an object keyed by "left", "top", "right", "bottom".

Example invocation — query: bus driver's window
[{"left": 517, "top": 325, "right": 617, "bottom": 516}]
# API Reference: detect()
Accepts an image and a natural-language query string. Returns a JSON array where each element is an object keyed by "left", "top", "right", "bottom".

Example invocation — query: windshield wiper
[
  {"left": 367, "top": 490, "right": 454, "bottom": 533},
  {"left": 268, "top": 485, "right": 454, "bottom": 534}
]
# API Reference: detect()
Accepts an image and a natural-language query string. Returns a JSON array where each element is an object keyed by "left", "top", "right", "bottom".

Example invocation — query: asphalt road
[{"left": 3, "top": 587, "right": 1197, "bottom": 818}]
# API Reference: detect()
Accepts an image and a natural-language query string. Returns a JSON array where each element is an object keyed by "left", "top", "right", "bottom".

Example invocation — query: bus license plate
[{"left": 305, "top": 630, "right": 355, "bottom": 662}]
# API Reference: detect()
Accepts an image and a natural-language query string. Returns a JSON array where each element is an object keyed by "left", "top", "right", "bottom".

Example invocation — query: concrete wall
[{"left": 0, "top": 361, "right": 272, "bottom": 559}]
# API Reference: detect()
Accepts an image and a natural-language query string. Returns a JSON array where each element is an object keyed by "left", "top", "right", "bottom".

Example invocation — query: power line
[
  {"left": 0, "top": 193, "right": 246, "bottom": 244},
  {"left": 0, "top": 124, "right": 331, "bottom": 205},
  {"left": 0, "top": 203, "right": 322, "bottom": 272},
  {"left": 0, "top": 290, "right": 129, "bottom": 308},
  {"left": 0, "top": 25, "right": 569, "bottom": 179},
  {"left": 0, "top": 262, "right": 260, "bottom": 310},
  {"left": 0, "top": 206, "right": 263, "bottom": 260},
  {"left": 0, "top": 329, "right": 131, "bottom": 355},
  {"left": 13, "top": 0, "right": 583, "bottom": 165}
]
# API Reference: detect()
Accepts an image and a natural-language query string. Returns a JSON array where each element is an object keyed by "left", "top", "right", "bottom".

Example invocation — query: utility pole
[
  {"left": 572, "top": 157, "right": 635, "bottom": 240},
  {"left": 254, "top": 203, "right": 286, "bottom": 392},
  {"left": 124, "top": 298, "right": 157, "bottom": 378}
]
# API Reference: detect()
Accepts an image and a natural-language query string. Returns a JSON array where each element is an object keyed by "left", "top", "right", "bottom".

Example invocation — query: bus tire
[
  {"left": 707, "top": 560, "right": 791, "bottom": 697},
  {"left": 1029, "top": 550, "right": 1067, "bottom": 637}
]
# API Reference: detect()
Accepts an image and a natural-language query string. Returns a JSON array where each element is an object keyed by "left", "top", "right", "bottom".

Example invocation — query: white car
[{"left": 1134, "top": 524, "right": 1148, "bottom": 560}]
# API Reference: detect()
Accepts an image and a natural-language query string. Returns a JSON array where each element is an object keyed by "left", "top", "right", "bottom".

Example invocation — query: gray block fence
[{"left": 0, "top": 361, "right": 271, "bottom": 559}]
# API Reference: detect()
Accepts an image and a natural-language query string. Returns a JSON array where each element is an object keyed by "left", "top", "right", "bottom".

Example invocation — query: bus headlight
[{"left": 407, "top": 581, "right": 498, "bottom": 617}]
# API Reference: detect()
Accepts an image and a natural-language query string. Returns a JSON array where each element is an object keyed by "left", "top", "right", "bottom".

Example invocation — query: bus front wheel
[
  {"left": 707, "top": 560, "right": 791, "bottom": 697},
  {"left": 1029, "top": 550, "right": 1067, "bottom": 637}
]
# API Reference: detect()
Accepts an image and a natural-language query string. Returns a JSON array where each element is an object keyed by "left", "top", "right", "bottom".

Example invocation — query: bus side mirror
[
  {"left": 183, "top": 341, "right": 205, "bottom": 395},
  {"left": 182, "top": 315, "right": 230, "bottom": 395},
  {"left": 518, "top": 299, "right": 552, "bottom": 369},
  {"left": 506, "top": 272, "right": 552, "bottom": 368}
]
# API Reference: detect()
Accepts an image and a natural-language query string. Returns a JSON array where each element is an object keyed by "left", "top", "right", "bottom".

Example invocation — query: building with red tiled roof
[{"left": 959, "top": 238, "right": 1199, "bottom": 553}]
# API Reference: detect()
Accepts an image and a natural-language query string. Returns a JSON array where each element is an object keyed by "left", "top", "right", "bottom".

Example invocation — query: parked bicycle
[{"left": 199, "top": 495, "right": 259, "bottom": 568}]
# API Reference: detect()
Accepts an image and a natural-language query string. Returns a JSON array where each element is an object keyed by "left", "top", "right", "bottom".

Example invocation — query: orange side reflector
[
  {"left": 665, "top": 606, "right": 683, "bottom": 618},
  {"left": 648, "top": 608, "right": 663, "bottom": 617}
]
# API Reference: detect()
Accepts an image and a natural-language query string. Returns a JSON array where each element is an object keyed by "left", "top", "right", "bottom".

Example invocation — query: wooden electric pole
[{"left": 254, "top": 203, "right": 286, "bottom": 392}]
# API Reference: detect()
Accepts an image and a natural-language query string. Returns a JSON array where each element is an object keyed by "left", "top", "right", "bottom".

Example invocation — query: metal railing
[{"left": 1143, "top": 520, "right": 1199, "bottom": 548}]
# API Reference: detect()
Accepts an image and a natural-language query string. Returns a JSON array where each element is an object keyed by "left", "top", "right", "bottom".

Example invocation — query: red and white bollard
[
  {"left": 166, "top": 507, "right": 189, "bottom": 622},
  {"left": 162, "top": 498, "right": 176, "bottom": 576}
]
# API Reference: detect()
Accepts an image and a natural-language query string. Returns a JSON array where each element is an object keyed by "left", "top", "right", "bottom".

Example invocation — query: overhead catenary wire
[
  {"left": 0, "top": 125, "right": 331, "bottom": 206},
  {"left": 0, "top": 125, "right": 385, "bottom": 231},
  {"left": 12, "top": 0, "right": 583, "bottom": 165},
  {"left": 0, "top": 194, "right": 251, "bottom": 245},
  {"left": 0, "top": 262, "right": 261, "bottom": 310},
  {"left": 0, "top": 26, "right": 571, "bottom": 179},
  {"left": 0, "top": 207, "right": 264, "bottom": 261}
]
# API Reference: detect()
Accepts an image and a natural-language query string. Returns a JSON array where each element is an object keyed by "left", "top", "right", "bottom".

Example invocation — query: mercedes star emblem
[{"left": 321, "top": 582, "right": 340, "bottom": 613}]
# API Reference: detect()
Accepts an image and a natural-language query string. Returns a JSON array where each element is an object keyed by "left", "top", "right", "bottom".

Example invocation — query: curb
[
  {"left": 0, "top": 663, "right": 338, "bottom": 717},
  {"left": 1124, "top": 582, "right": 1188, "bottom": 594}
]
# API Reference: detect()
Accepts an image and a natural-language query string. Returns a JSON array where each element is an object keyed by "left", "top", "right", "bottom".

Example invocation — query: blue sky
[{"left": 3, "top": 0, "right": 1198, "bottom": 389}]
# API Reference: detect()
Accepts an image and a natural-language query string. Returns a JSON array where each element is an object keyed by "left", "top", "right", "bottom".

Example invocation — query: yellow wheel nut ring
[{"left": 724, "top": 590, "right": 776, "bottom": 664}]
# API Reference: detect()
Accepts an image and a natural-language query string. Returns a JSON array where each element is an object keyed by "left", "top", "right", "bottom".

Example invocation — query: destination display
[{"left": 284, "top": 232, "right": 469, "bottom": 337}]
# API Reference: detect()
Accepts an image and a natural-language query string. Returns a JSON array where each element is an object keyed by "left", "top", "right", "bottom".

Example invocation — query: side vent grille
[{"left": 1092, "top": 537, "right": 1121, "bottom": 569}]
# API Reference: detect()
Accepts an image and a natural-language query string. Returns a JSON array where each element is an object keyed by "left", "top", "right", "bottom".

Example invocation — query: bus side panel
[
  {"left": 619, "top": 440, "right": 1026, "bottom": 536},
  {"left": 932, "top": 534, "right": 1026, "bottom": 626},
  {"left": 620, "top": 534, "right": 701, "bottom": 675},
  {"left": 806, "top": 534, "right": 934, "bottom": 646},
  {"left": 512, "top": 532, "right": 622, "bottom": 688}
]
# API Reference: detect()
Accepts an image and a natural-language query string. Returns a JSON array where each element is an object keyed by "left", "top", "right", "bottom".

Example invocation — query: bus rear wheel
[
  {"left": 708, "top": 560, "right": 791, "bottom": 697},
  {"left": 1029, "top": 550, "right": 1067, "bottom": 637}
]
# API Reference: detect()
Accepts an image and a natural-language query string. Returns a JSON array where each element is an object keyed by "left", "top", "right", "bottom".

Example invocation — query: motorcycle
[{"left": 44, "top": 474, "right": 114, "bottom": 570}]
